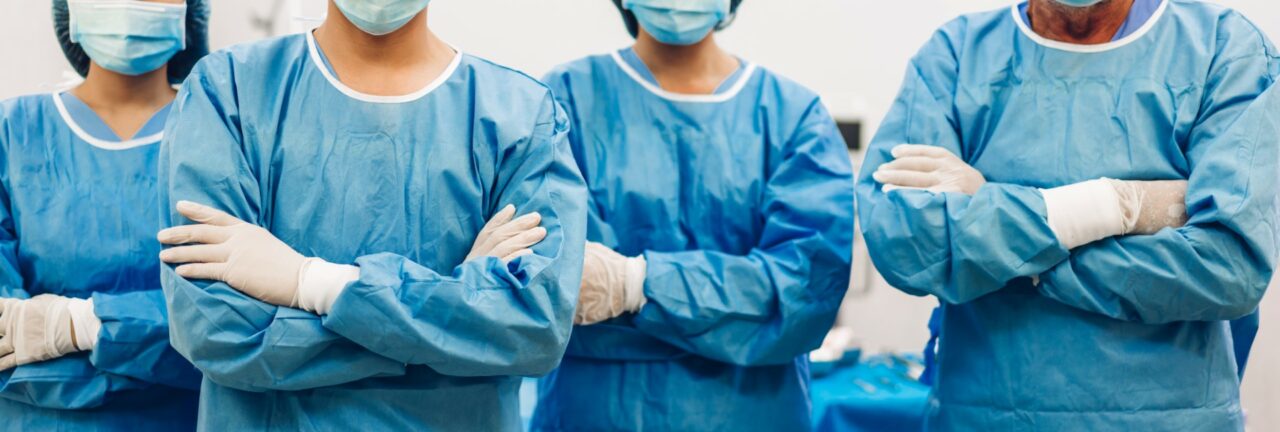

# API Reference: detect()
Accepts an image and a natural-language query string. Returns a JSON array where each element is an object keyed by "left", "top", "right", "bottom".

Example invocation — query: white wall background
[{"left": 1, "top": 0, "right": 1277, "bottom": 429}]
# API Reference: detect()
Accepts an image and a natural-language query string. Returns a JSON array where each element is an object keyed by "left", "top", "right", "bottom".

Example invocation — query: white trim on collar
[
  {"left": 1011, "top": 0, "right": 1169, "bottom": 54},
  {"left": 610, "top": 50, "right": 758, "bottom": 103},
  {"left": 51, "top": 93, "right": 162, "bottom": 151},
  {"left": 305, "top": 31, "right": 462, "bottom": 104}
]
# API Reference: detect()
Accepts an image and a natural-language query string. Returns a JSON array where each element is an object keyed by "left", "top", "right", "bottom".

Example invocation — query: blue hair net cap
[{"left": 52, "top": 0, "right": 210, "bottom": 85}]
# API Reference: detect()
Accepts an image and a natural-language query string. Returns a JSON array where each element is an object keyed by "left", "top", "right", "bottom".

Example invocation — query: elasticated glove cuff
[{"left": 295, "top": 258, "right": 361, "bottom": 315}]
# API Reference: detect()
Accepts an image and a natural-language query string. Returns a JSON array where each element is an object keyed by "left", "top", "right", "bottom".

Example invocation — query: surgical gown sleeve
[
  {"left": 856, "top": 28, "right": 1072, "bottom": 304},
  {"left": 1036, "top": 23, "right": 1280, "bottom": 323},
  {"left": 630, "top": 100, "right": 855, "bottom": 367},
  {"left": 319, "top": 92, "right": 587, "bottom": 377},
  {"left": 159, "top": 58, "right": 408, "bottom": 392}
]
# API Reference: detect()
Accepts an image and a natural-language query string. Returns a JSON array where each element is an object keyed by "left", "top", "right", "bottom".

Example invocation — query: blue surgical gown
[
  {"left": 0, "top": 93, "right": 201, "bottom": 431},
  {"left": 531, "top": 48, "right": 855, "bottom": 431},
  {"left": 858, "top": 1, "right": 1280, "bottom": 430},
  {"left": 158, "top": 33, "right": 587, "bottom": 431}
]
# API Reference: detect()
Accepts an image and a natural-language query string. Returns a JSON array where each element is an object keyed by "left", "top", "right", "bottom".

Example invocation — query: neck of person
[
  {"left": 71, "top": 64, "right": 175, "bottom": 112},
  {"left": 312, "top": 5, "right": 455, "bottom": 96},
  {"left": 632, "top": 30, "right": 740, "bottom": 95},
  {"left": 1027, "top": 0, "right": 1134, "bottom": 44}
]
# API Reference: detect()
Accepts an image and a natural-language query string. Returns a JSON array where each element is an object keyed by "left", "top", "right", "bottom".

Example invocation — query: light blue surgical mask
[
  {"left": 1052, "top": 0, "right": 1106, "bottom": 7},
  {"left": 333, "top": 0, "right": 432, "bottom": 36},
  {"left": 623, "top": 0, "right": 731, "bottom": 46},
  {"left": 69, "top": 0, "right": 187, "bottom": 76}
]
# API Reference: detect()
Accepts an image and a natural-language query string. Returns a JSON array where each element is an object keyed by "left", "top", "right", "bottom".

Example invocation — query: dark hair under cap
[
  {"left": 52, "top": 0, "right": 210, "bottom": 85},
  {"left": 612, "top": 0, "right": 744, "bottom": 39}
]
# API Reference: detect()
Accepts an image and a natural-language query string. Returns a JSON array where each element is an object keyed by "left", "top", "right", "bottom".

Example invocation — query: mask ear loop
[{"left": 714, "top": 11, "right": 738, "bottom": 31}]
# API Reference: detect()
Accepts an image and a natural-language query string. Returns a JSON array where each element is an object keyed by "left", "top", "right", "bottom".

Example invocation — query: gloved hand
[
  {"left": 575, "top": 242, "right": 647, "bottom": 325},
  {"left": 872, "top": 144, "right": 987, "bottom": 194},
  {"left": 467, "top": 204, "right": 546, "bottom": 263},
  {"left": 0, "top": 295, "right": 101, "bottom": 371},
  {"left": 158, "top": 201, "right": 309, "bottom": 308},
  {"left": 1041, "top": 179, "right": 1189, "bottom": 249},
  {"left": 1109, "top": 179, "right": 1189, "bottom": 235}
]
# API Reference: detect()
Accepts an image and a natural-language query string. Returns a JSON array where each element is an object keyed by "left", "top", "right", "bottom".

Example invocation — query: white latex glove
[
  {"left": 872, "top": 144, "right": 987, "bottom": 194},
  {"left": 810, "top": 327, "right": 857, "bottom": 363},
  {"left": 1111, "top": 179, "right": 1189, "bottom": 235},
  {"left": 466, "top": 205, "right": 546, "bottom": 263},
  {"left": 1041, "top": 179, "right": 1189, "bottom": 249},
  {"left": 574, "top": 242, "right": 647, "bottom": 325},
  {"left": 158, "top": 201, "right": 313, "bottom": 308},
  {"left": 0, "top": 295, "right": 100, "bottom": 371}
]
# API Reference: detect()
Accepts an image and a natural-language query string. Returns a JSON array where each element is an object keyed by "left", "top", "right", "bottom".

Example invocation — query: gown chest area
[
  {"left": 576, "top": 112, "right": 775, "bottom": 253},
  {"left": 240, "top": 106, "right": 493, "bottom": 267},
  {"left": 4, "top": 129, "right": 160, "bottom": 296},
  {"left": 953, "top": 60, "right": 1204, "bottom": 188}
]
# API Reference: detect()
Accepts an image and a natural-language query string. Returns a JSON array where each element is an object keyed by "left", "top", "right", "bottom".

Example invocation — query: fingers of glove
[
  {"left": 500, "top": 212, "right": 543, "bottom": 235},
  {"left": 475, "top": 205, "right": 517, "bottom": 246},
  {"left": 890, "top": 144, "right": 955, "bottom": 160},
  {"left": 477, "top": 212, "right": 543, "bottom": 253},
  {"left": 481, "top": 205, "right": 517, "bottom": 232},
  {"left": 500, "top": 248, "right": 534, "bottom": 263},
  {"left": 160, "top": 244, "right": 230, "bottom": 264},
  {"left": 878, "top": 156, "right": 944, "bottom": 173},
  {"left": 497, "top": 227, "right": 547, "bottom": 254},
  {"left": 157, "top": 224, "right": 230, "bottom": 245},
  {"left": 174, "top": 263, "right": 228, "bottom": 281},
  {"left": 872, "top": 169, "right": 938, "bottom": 189},
  {"left": 0, "top": 354, "right": 14, "bottom": 372},
  {"left": 175, "top": 201, "right": 243, "bottom": 227}
]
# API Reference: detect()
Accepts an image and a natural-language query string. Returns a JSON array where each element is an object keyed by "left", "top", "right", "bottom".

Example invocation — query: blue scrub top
[
  {"left": 927, "top": 0, "right": 1260, "bottom": 388},
  {"left": 0, "top": 92, "right": 201, "bottom": 431},
  {"left": 159, "top": 32, "right": 587, "bottom": 431},
  {"left": 859, "top": 1, "right": 1279, "bottom": 430},
  {"left": 532, "top": 47, "right": 855, "bottom": 431}
]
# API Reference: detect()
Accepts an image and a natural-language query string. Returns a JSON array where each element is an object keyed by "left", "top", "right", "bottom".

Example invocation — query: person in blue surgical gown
[
  {"left": 0, "top": 0, "right": 209, "bottom": 430},
  {"left": 530, "top": 1, "right": 855, "bottom": 430},
  {"left": 154, "top": 1, "right": 587, "bottom": 430},
  {"left": 859, "top": 0, "right": 1279, "bottom": 430}
]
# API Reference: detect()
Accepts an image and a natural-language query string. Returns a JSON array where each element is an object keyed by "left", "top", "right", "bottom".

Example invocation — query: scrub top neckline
[
  {"left": 305, "top": 31, "right": 463, "bottom": 104},
  {"left": 618, "top": 47, "right": 746, "bottom": 95},
  {"left": 1019, "top": 0, "right": 1163, "bottom": 43},
  {"left": 1011, "top": 0, "right": 1170, "bottom": 53},
  {"left": 610, "top": 49, "right": 758, "bottom": 103},
  {"left": 51, "top": 92, "right": 168, "bottom": 150}
]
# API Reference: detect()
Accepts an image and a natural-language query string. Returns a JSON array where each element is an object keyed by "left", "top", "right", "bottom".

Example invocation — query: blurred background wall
[{"left": 1, "top": 0, "right": 1277, "bottom": 429}]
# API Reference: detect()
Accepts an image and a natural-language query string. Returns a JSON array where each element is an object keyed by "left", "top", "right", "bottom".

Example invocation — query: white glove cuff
[
  {"left": 623, "top": 255, "right": 648, "bottom": 313},
  {"left": 65, "top": 298, "right": 100, "bottom": 352},
  {"left": 1040, "top": 179, "right": 1130, "bottom": 250},
  {"left": 296, "top": 258, "right": 361, "bottom": 316}
]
